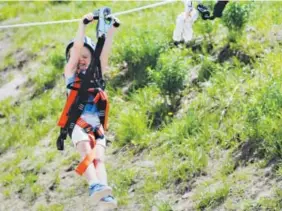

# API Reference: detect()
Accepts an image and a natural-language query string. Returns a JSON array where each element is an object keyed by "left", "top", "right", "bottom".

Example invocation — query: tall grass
[{"left": 0, "top": 1, "right": 282, "bottom": 210}]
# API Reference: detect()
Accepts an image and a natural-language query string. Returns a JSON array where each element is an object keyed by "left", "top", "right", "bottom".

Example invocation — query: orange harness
[
  {"left": 75, "top": 117, "right": 105, "bottom": 175},
  {"left": 57, "top": 77, "right": 109, "bottom": 175}
]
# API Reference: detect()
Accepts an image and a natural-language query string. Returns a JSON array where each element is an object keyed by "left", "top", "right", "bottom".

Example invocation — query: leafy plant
[
  {"left": 223, "top": 3, "right": 250, "bottom": 31},
  {"left": 115, "top": 106, "right": 150, "bottom": 147},
  {"left": 246, "top": 82, "right": 282, "bottom": 158},
  {"left": 113, "top": 27, "right": 170, "bottom": 88},
  {"left": 222, "top": 2, "right": 250, "bottom": 42},
  {"left": 148, "top": 48, "right": 189, "bottom": 98}
]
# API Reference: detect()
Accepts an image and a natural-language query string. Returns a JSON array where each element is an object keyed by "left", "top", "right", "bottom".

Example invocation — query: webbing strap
[
  {"left": 75, "top": 118, "right": 106, "bottom": 176},
  {"left": 57, "top": 77, "right": 80, "bottom": 127},
  {"left": 75, "top": 132, "right": 97, "bottom": 175},
  {"left": 92, "top": 90, "right": 109, "bottom": 130}
]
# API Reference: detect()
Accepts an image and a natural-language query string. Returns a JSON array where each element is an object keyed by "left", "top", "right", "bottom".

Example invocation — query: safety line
[{"left": 0, "top": 0, "right": 177, "bottom": 29}]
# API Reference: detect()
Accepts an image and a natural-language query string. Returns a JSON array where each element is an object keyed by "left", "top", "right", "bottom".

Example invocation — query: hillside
[{"left": 0, "top": 1, "right": 281, "bottom": 211}]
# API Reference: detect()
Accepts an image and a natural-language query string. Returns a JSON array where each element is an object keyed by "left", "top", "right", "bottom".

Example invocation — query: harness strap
[
  {"left": 75, "top": 148, "right": 97, "bottom": 175},
  {"left": 57, "top": 77, "right": 80, "bottom": 128},
  {"left": 57, "top": 79, "right": 109, "bottom": 132},
  {"left": 75, "top": 117, "right": 105, "bottom": 176},
  {"left": 92, "top": 89, "right": 110, "bottom": 130}
]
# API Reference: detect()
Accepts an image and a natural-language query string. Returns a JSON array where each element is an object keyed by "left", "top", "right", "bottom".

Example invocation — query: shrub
[
  {"left": 115, "top": 106, "right": 150, "bottom": 147},
  {"left": 113, "top": 28, "right": 169, "bottom": 88},
  {"left": 195, "top": 20, "right": 214, "bottom": 42},
  {"left": 223, "top": 3, "right": 250, "bottom": 31},
  {"left": 246, "top": 82, "right": 282, "bottom": 158},
  {"left": 50, "top": 53, "right": 65, "bottom": 70},
  {"left": 222, "top": 2, "right": 250, "bottom": 42},
  {"left": 148, "top": 48, "right": 189, "bottom": 97}
]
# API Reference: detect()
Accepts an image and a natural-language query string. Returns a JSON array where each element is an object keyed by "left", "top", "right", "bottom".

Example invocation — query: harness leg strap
[
  {"left": 75, "top": 119, "right": 105, "bottom": 176},
  {"left": 75, "top": 132, "right": 97, "bottom": 175}
]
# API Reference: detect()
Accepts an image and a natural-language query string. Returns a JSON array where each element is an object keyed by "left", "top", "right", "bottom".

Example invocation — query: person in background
[{"left": 173, "top": 0, "right": 199, "bottom": 46}]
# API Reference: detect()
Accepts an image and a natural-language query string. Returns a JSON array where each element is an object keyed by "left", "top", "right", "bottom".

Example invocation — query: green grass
[
  {"left": 155, "top": 202, "right": 173, "bottom": 211},
  {"left": 3, "top": 188, "right": 11, "bottom": 199},
  {"left": 195, "top": 183, "right": 230, "bottom": 210},
  {"left": 219, "top": 155, "right": 235, "bottom": 176},
  {"left": 0, "top": 88, "right": 63, "bottom": 152},
  {"left": 30, "top": 184, "right": 44, "bottom": 200},
  {"left": 45, "top": 150, "right": 57, "bottom": 163},
  {"left": 36, "top": 203, "right": 64, "bottom": 211},
  {"left": 239, "top": 188, "right": 282, "bottom": 211},
  {"left": 0, "top": 53, "right": 16, "bottom": 71},
  {"left": 0, "top": 1, "right": 282, "bottom": 210},
  {"left": 108, "top": 167, "right": 137, "bottom": 206}
]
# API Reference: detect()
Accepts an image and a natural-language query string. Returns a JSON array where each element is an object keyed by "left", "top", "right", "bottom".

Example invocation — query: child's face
[{"left": 78, "top": 47, "right": 92, "bottom": 70}]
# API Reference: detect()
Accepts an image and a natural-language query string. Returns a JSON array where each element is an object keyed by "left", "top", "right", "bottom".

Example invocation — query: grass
[
  {"left": 219, "top": 155, "right": 235, "bottom": 176},
  {"left": 45, "top": 150, "right": 57, "bottom": 163},
  {"left": 195, "top": 183, "right": 230, "bottom": 210},
  {"left": 239, "top": 188, "right": 282, "bottom": 211},
  {"left": 275, "top": 164, "right": 282, "bottom": 177},
  {"left": 155, "top": 202, "right": 173, "bottom": 211},
  {"left": 3, "top": 188, "right": 11, "bottom": 198},
  {"left": 0, "top": 1, "right": 282, "bottom": 210},
  {"left": 60, "top": 152, "right": 80, "bottom": 166},
  {"left": 36, "top": 203, "right": 64, "bottom": 211},
  {"left": 0, "top": 53, "right": 16, "bottom": 71},
  {"left": 0, "top": 88, "right": 63, "bottom": 152},
  {"left": 30, "top": 184, "right": 44, "bottom": 200},
  {"left": 107, "top": 167, "right": 137, "bottom": 206},
  {"left": 63, "top": 186, "right": 77, "bottom": 198}
]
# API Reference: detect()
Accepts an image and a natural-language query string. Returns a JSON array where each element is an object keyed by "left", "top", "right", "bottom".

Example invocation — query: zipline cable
[{"left": 0, "top": 0, "right": 177, "bottom": 29}]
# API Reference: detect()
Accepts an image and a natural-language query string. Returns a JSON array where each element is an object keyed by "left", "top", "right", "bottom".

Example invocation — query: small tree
[
  {"left": 222, "top": 2, "right": 250, "bottom": 42},
  {"left": 148, "top": 48, "right": 188, "bottom": 106}
]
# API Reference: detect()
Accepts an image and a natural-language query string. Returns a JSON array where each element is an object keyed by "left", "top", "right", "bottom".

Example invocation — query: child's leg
[
  {"left": 95, "top": 140, "right": 108, "bottom": 185},
  {"left": 76, "top": 141, "right": 99, "bottom": 185},
  {"left": 95, "top": 141, "right": 118, "bottom": 208},
  {"left": 77, "top": 140, "right": 112, "bottom": 205}
]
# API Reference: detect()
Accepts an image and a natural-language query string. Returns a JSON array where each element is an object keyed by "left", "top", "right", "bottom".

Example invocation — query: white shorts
[{"left": 71, "top": 125, "right": 106, "bottom": 148}]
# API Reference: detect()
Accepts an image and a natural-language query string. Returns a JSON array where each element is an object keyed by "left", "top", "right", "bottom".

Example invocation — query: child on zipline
[{"left": 61, "top": 11, "right": 119, "bottom": 209}]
